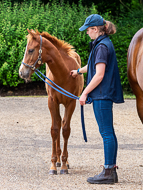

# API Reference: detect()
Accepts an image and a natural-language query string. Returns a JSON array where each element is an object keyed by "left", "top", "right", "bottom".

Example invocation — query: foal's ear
[
  {"left": 27, "top": 28, "right": 37, "bottom": 38},
  {"left": 31, "top": 29, "right": 36, "bottom": 33}
]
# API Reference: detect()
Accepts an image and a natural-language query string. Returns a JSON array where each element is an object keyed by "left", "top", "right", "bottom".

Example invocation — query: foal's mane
[{"left": 27, "top": 30, "right": 75, "bottom": 56}]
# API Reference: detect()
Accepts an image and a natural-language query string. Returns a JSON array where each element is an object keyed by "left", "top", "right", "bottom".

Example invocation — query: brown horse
[
  {"left": 127, "top": 28, "right": 143, "bottom": 123},
  {"left": 19, "top": 29, "right": 84, "bottom": 174}
]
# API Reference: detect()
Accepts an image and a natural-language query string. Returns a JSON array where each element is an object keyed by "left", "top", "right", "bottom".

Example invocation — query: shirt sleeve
[{"left": 94, "top": 44, "right": 108, "bottom": 66}]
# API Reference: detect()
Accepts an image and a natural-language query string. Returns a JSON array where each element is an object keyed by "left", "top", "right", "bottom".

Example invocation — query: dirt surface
[{"left": 0, "top": 97, "right": 143, "bottom": 190}]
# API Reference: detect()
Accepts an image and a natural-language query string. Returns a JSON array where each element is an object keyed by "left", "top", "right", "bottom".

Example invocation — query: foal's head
[{"left": 19, "top": 29, "right": 42, "bottom": 82}]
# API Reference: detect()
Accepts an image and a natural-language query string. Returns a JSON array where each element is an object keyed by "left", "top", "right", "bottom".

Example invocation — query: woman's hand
[
  {"left": 79, "top": 93, "right": 87, "bottom": 105},
  {"left": 70, "top": 70, "right": 78, "bottom": 78}
]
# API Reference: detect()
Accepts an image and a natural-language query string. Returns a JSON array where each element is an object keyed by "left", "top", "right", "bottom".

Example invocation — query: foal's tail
[
  {"left": 70, "top": 52, "right": 81, "bottom": 67},
  {"left": 45, "top": 63, "right": 50, "bottom": 94},
  {"left": 74, "top": 52, "right": 81, "bottom": 66}
]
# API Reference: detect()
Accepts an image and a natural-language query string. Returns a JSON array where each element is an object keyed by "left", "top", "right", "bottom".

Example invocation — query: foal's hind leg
[{"left": 60, "top": 100, "right": 76, "bottom": 174}]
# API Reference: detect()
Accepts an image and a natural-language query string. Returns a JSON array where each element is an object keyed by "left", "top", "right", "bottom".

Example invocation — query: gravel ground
[{"left": 0, "top": 97, "right": 143, "bottom": 190}]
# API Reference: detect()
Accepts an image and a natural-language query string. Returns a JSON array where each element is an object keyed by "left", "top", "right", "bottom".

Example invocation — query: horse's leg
[
  {"left": 48, "top": 96, "right": 61, "bottom": 175},
  {"left": 136, "top": 95, "right": 143, "bottom": 124},
  {"left": 129, "top": 81, "right": 143, "bottom": 124},
  {"left": 60, "top": 100, "right": 76, "bottom": 174},
  {"left": 56, "top": 129, "right": 62, "bottom": 167},
  {"left": 66, "top": 151, "right": 69, "bottom": 169}
]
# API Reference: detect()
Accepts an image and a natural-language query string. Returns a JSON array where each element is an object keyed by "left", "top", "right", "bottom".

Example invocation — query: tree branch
[{"left": 119, "top": 0, "right": 133, "bottom": 12}]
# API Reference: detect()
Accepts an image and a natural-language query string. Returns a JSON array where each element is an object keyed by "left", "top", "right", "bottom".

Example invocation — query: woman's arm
[
  {"left": 70, "top": 65, "right": 88, "bottom": 78},
  {"left": 79, "top": 63, "right": 106, "bottom": 105}
]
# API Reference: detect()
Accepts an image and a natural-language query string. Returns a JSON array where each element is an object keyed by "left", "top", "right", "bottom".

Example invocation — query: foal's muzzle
[{"left": 19, "top": 64, "right": 31, "bottom": 80}]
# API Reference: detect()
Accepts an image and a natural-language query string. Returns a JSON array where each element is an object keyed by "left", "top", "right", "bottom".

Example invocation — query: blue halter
[{"left": 22, "top": 35, "right": 93, "bottom": 142}]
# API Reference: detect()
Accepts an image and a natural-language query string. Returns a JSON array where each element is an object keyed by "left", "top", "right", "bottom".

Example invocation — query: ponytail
[
  {"left": 105, "top": 21, "right": 116, "bottom": 35},
  {"left": 97, "top": 20, "right": 116, "bottom": 35}
]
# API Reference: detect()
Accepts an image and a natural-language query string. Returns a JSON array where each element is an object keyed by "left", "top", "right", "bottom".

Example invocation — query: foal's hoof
[
  {"left": 60, "top": 169, "right": 68, "bottom": 174},
  {"left": 49, "top": 170, "right": 57, "bottom": 175},
  {"left": 56, "top": 162, "right": 61, "bottom": 167}
]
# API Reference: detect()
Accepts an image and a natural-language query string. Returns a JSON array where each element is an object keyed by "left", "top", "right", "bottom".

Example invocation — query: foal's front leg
[
  {"left": 56, "top": 127, "right": 62, "bottom": 167},
  {"left": 48, "top": 97, "right": 61, "bottom": 175},
  {"left": 60, "top": 100, "right": 76, "bottom": 174}
]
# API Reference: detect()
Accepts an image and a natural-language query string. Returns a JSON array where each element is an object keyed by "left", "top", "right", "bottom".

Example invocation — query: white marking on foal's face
[
  {"left": 19, "top": 45, "right": 31, "bottom": 81},
  {"left": 22, "top": 45, "right": 27, "bottom": 62},
  {"left": 19, "top": 63, "right": 24, "bottom": 70},
  {"left": 19, "top": 45, "right": 27, "bottom": 70}
]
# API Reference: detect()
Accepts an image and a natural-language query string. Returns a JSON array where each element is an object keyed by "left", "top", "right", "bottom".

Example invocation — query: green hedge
[
  {"left": 0, "top": 0, "right": 143, "bottom": 92},
  {"left": 0, "top": 0, "right": 91, "bottom": 87},
  {"left": 111, "top": 11, "right": 143, "bottom": 92}
]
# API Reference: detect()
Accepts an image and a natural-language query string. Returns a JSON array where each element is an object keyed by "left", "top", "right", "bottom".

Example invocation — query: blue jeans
[{"left": 93, "top": 100, "right": 118, "bottom": 166}]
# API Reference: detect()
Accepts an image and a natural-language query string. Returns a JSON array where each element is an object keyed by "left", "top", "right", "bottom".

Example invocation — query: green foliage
[
  {"left": 0, "top": 0, "right": 95, "bottom": 87},
  {"left": 111, "top": 9, "right": 143, "bottom": 91},
  {"left": 131, "top": 0, "right": 143, "bottom": 9},
  {"left": 0, "top": 0, "right": 143, "bottom": 93}
]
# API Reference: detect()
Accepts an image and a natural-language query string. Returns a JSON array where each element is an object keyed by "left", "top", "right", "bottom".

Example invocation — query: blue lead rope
[
  {"left": 81, "top": 105, "right": 87, "bottom": 142},
  {"left": 34, "top": 68, "right": 92, "bottom": 142},
  {"left": 35, "top": 69, "right": 79, "bottom": 100}
]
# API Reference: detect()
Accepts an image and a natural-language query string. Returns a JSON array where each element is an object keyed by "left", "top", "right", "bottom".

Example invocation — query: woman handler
[{"left": 70, "top": 14, "right": 124, "bottom": 184}]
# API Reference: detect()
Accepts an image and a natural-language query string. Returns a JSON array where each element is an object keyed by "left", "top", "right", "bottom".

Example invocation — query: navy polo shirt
[
  {"left": 89, "top": 39, "right": 109, "bottom": 66},
  {"left": 94, "top": 44, "right": 108, "bottom": 66},
  {"left": 87, "top": 34, "right": 124, "bottom": 103}
]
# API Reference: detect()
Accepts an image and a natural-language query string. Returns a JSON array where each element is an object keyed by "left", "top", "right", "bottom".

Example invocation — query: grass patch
[{"left": 123, "top": 93, "right": 136, "bottom": 99}]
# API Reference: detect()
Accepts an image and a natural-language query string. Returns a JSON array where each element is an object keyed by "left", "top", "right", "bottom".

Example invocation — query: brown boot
[
  {"left": 113, "top": 166, "right": 118, "bottom": 183},
  {"left": 87, "top": 166, "right": 118, "bottom": 184}
]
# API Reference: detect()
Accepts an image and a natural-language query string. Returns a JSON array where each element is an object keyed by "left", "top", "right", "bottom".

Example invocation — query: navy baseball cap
[{"left": 79, "top": 14, "right": 104, "bottom": 31}]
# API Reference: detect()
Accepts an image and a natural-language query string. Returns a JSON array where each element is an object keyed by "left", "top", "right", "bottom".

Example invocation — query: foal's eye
[{"left": 28, "top": 49, "right": 34, "bottom": 54}]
